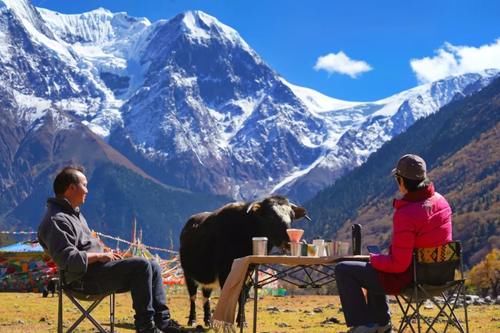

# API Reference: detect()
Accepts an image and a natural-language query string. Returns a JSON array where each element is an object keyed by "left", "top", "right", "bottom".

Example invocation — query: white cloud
[
  {"left": 314, "top": 51, "right": 372, "bottom": 78},
  {"left": 411, "top": 38, "right": 500, "bottom": 84}
]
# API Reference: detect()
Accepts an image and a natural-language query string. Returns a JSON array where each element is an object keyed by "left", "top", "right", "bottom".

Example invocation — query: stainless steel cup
[
  {"left": 289, "top": 242, "right": 302, "bottom": 256},
  {"left": 325, "top": 241, "right": 335, "bottom": 256},
  {"left": 252, "top": 237, "right": 268, "bottom": 256}
]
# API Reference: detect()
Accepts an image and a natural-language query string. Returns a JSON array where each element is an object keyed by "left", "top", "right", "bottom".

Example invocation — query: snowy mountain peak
[
  {"left": 177, "top": 10, "right": 253, "bottom": 51},
  {"left": 38, "top": 7, "right": 150, "bottom": 45},
  {"left": 0, "top": 0, "right": 34, "bottom": 17},
  {"left": 0, "top": 0, "right": 74, "bottom": 62},
  {"left": 281, "top": 78, "right": 363, "bottom": 113},
  {"left": 86, "top": 7, "right": 113, "bottom": 16},
  {"left": 1, "top": 0, "right": 47, "bottom": 35},
  {"left": 2, "top": 1, "right": 499, "bottom": 202}
]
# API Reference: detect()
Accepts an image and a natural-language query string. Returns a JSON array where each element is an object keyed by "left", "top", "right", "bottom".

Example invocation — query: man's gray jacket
[{"left": 38, "top": 198, "right": 104, "bottom": 283}]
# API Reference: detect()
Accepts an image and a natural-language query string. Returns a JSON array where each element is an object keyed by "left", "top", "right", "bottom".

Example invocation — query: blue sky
[{"left": 32, "top": 0, "right": 500, "bottom": 101}]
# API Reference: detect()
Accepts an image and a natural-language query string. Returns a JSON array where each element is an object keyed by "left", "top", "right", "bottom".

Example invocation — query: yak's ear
[{"left": 246, "top": 202, "right": 261, "bottom": 214}]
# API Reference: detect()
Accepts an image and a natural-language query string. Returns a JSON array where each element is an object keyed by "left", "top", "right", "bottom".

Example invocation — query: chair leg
[
  {"left": 110, "top": 293, "right": 115, "bottom": 333},
  {"left": 414, "top": 283, "right": 469, "bottom": 333},
  {"left": 58, "top": 281, "right": 63, "bottom": 333},
  {"left": 59, "top": 286, "right": 117, "bottom": 333},
  {"left": 441, "top": 284, "right": 468, "bottom": 333},
  {"left": 459, "top": 292, "right": 469, "bottom": 333},
  {"left": 396, "top": 294, "right": 417, "bottom": 333},
  {"left": 414, "top": 285, "right": 421, "bottom": 333},
  {"left": 423, "top": 297, "right": 448, "bottom": 333},
  {"left": 66, "top": 295, "right": 107, "bottom": 333},
  {"left": 462, "top": 286, "right": 469, "bottom": 333},
  {"left": 397, "top": 292, "right": 442, "bottom": 333}
]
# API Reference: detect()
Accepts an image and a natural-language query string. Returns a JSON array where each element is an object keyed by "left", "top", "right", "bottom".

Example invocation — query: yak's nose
[{"left": 291, "top": 207, "right": 311, "bottom": 221}]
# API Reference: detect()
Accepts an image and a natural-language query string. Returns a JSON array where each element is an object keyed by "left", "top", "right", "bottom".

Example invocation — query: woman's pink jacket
[{"left": 370, "top": 183, "right": 453, "bottom": 294}]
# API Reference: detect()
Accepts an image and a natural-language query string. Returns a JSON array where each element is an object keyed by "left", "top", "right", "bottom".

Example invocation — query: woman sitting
[{"left": 335, "top": 154, "right": 453, "bottom": 333}]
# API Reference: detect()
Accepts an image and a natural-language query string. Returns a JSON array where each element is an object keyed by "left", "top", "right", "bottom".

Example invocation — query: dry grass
[{"left": 0, "top": 290, "right": 498, "bottom": 332}]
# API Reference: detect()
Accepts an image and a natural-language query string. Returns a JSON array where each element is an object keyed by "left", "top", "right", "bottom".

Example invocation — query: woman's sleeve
[{"left": 370, "top": 209, "right": 416, "bottom": 273}]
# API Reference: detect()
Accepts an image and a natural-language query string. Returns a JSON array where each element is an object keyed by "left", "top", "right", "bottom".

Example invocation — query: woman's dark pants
[{"left": 335, "top": 261, "right": 390, "bottom": 327}]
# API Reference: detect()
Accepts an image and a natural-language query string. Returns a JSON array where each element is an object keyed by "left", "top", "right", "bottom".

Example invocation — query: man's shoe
[
  {"left": 161, "top": 319, "right": 195, "bottom": 333},
  {"left": 346, "top": 325, "right": 378, "bottom": 333},
  {"left": 163, "top": 319, "right": 181, "bottom": 328},
  {"left": 158, "top": 319, "right": 183, "bottom": 332}
]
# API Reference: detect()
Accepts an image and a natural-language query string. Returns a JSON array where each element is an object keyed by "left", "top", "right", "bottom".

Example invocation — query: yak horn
[{"left": 246, "top": 202, "right": 256, "bottom": 214}]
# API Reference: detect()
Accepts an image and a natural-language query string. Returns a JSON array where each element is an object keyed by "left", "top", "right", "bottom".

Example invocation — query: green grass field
[{"left": 0, "top": 291, "right": 498, "bottom": 332}]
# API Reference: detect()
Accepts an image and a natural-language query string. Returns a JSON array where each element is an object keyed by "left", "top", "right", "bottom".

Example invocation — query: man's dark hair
[
  {"left": 397, "top": 175, "right": 431, "bottom": 192},
  {"left": 53, "top": 165, "right": 86, "bottom": 196}
]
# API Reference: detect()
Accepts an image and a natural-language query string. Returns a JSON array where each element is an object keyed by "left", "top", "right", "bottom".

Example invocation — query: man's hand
[
  {"left": 110, "top": 251, "right": 123, "bottom": 261},
  {"left": 87, "top": 251, "right": 123, "bottom": 264}
]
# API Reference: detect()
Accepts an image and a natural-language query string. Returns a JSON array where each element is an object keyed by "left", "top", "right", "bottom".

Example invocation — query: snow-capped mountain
[
  {"left": 282, "top": 70, "right": 500, "bottom": 200},
  {"left": 1, "top": 0, "right": 499, "bottom": 203}
]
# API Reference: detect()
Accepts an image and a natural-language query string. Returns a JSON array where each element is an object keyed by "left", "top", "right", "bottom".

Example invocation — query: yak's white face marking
[{"left": 272, "top": 204, "right": 293, "bottom": 227}]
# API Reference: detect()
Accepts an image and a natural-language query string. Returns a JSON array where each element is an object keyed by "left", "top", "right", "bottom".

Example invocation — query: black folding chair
[
  {"left": 395, "top": 241, "right": 469, "bottom": 333},
  {"left": 57, "top": 271, "right": 116, "bottom": 333}
]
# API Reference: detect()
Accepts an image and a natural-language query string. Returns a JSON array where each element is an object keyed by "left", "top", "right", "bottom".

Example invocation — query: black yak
[{"left": 179, "top": 196, "right": 309, "bottom": 326}]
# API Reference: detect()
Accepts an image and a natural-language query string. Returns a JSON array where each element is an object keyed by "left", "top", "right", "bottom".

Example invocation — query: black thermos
[{"left": 351, "top": 224, "right": 362, "bottom": 255}]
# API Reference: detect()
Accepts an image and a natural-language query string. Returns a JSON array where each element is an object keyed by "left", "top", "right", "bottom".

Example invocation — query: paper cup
[
  {"left": 289, "top": 242, "right": 302, "bottom": 256},
  {"left": 335, "top": 241, "right": 350, "bottom": 256},
  {"left": 313, "top": 239, "right": 325, "bottom": 256},
  {"left": 307, "top": 244, "right": 319, "bottom": 257}
]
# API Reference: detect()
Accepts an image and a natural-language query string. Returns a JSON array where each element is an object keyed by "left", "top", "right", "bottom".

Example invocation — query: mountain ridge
[
  {"left": 302, "top": 77, "right": 500, "bottom": 265},
  {"left": 15, "top": 3, "right": 496, "bottom": 200},
  {"left": 0, "top": 1, "right": 498, "bottom": 253}
]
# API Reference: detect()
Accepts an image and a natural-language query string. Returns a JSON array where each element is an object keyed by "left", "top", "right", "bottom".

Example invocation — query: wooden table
[{"left": 212, "top": 255, "right": 369, "bottom": 333}]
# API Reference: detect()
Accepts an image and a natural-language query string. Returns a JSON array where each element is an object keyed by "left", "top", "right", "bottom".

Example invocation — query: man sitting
[{"left": 38, "top": 165, "right": 183, "bottom": 333}]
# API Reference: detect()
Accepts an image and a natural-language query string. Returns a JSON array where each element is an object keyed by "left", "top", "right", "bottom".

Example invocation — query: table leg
[
  {"left": 253, "top": 265, "right": 259, "bottom": 333},
  {"left": 239, "top": 289, "right": 245, "bottom": 333}
]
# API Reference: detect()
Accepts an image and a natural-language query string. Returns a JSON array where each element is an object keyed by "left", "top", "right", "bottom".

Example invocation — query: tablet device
[{"left": 366, "top": 245, "right": 381, "bottom": 254}]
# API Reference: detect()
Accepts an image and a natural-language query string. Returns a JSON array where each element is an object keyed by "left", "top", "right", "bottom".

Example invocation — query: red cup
[{"left": 286, "top": 229, "right": 304, "bottom": 243}]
